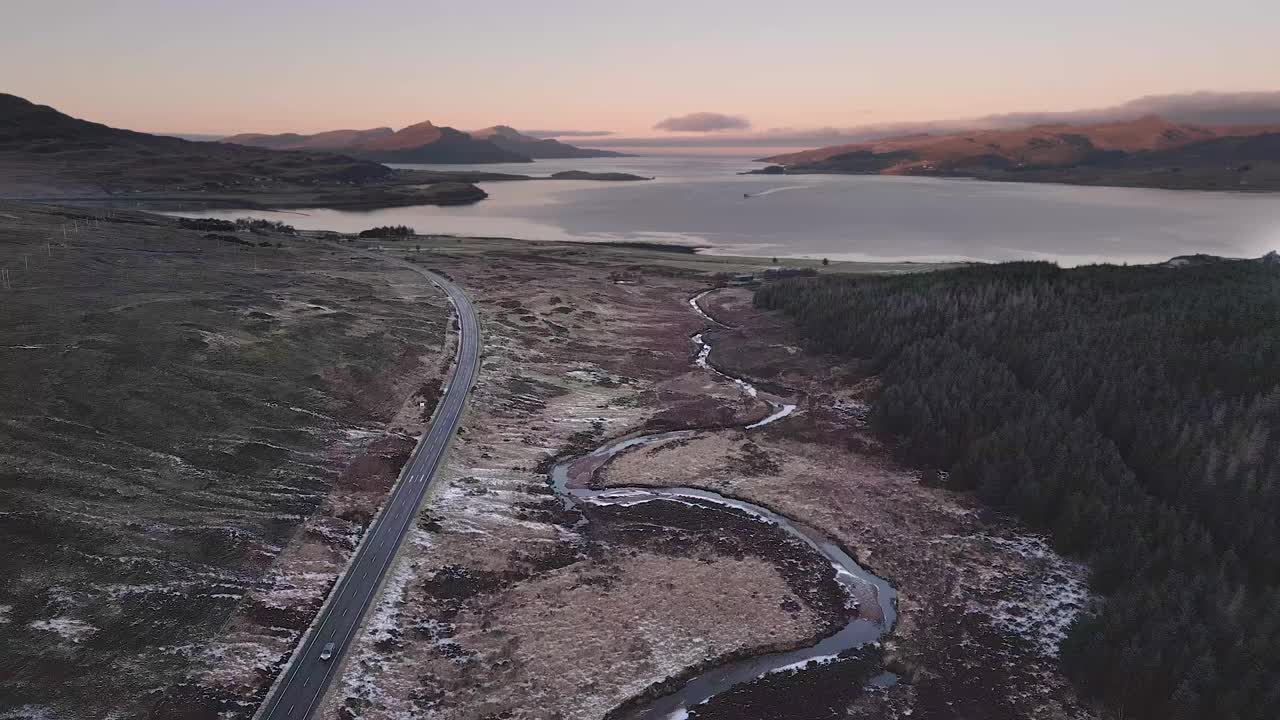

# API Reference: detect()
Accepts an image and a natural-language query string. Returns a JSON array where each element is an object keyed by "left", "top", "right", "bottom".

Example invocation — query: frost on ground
[
  {"left": 317, "top": 249, "right": 836, "bottom": 720},
  {"left": 329, "top": 529, "right": 433, "bottom": 720},
  {"left": 0, "top": 707, "right": 56, "bottom": 720},
  {"left": 161, "top": 359, "right": 453, "bottom": 714},
  {"left": 598, "top": 286, "right": 1098, "bottom": 720},
  {"left": 27, "top": 617, "right": 95, "bottom": 644},
  {"left": 0, "top": 206, "right": 453, "bottom": 719},
  {"left": 957, "top": 534, "right": 1092, "bottom": 658}
]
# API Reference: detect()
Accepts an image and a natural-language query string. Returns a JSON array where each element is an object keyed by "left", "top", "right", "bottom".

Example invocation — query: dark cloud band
[{"left": 654, "top": 112, "right": 751, "bottom": 132}]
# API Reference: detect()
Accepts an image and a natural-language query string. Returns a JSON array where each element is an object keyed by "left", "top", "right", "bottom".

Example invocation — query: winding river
[{"left": 550, "top": 290, "right": 899, "bottom": 718}]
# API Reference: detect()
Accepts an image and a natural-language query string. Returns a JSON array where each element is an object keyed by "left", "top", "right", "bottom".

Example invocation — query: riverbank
[
  {"left": 599, "top": 287, "right": 1094, "bottom": 719},
  {"left": 747, "top": 162, "right": 1280, "bottom": 193},
  {"left": 301, "top": 234, "right": 1094, "bottom": 720},
  {"left": 4, "top": 169, "right": 651, "bottom": 214}
]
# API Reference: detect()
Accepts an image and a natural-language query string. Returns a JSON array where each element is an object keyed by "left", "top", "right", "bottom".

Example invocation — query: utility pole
[{"left": 23, "top": 254, "right": 30, "bottom": 271}]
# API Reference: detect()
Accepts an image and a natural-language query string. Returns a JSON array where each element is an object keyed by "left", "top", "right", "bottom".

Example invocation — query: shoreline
[
  {"left": 744, "top": 164, "right": 1280, "bottom": 194},
  {"left": 0, "top": 169, "right": 650, "bottom": 213}
]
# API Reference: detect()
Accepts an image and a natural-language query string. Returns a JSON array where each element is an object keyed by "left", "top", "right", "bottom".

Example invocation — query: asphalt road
[{"left": 257, "top": 252, "right": 480, "bottom": 719}]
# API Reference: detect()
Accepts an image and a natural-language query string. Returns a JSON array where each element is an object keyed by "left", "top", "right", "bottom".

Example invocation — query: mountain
[
  {"left": 222, "top": 127, "right": 394, "bottom": 151},
  {"left": 756, "top": 116, "right": 1280, "bottom": 191},
  {"left": 469, "top": 125, "right": 626, "bottom": 159},
  {"left": 762, "top": 116, "right": 1271, "bottom": 167},
  {"left": 224, "top": 122, "right": 530, "bottom": 164},
  {"left": 224, "top": 123, "right": 625, "bottom": 162},
  {"left": 0, "top": 93, "right": 390, "bottom": 195}
]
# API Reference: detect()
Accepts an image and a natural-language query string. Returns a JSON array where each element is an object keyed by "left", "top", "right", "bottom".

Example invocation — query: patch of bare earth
[
  {"left": 317, "top": 249, "right": 848, "bottom": 720},
  {"left": 595, "top": 287, "right": 1097, "bottom": 720}
]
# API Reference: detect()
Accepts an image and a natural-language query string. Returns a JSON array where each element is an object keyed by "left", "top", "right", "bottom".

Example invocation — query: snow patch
[
  {"left": 947, "top": 533, "right": 1092, "bottom": 657},
  {"left": 746, "top": 403, "right": 796, "bottom": 429},
  {"left": 693, "top": 334, "right": 757, "bottom": 398},
  {"left": 364, "top": 532, "right": 430, "bottom": 644},
  {"left": 831, "top": 398, "right": 871, "bottom": 424},
  {"left": 770, "top": 653, "right": 839, "bottom": 674},
  {"left": 689, "top": 290, "right": 730, "bottom": 328},
  {"left": 0, "top": 706, "right": 56, "bottom": 720},
  {"left": 29, "top": 616, "right": 96, "bottom": 643}
]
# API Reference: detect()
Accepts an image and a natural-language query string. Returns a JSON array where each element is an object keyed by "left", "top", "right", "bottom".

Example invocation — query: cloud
[
  {"left": 582, "top": 123, "right": 948, "bottom": 149},
  {"left": 989, "top": 91, "right": 1280, "bottom": 127},
  {"left": 654, "top": 112, "right": 751, "bottom": 132},
  {"left": 525, "top": 129, "right": 615, "bottom": 138}
]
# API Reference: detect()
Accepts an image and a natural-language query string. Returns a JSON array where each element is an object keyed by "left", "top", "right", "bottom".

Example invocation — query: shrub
[
  {"left": 178, "top": 217, "right": 236, "bottom": 232},
  {"left": 234, "top": 218, "right": 296, "bottom": 235},
  {"left": 358, "top": 225, "right": 416, "bottom": 239}
]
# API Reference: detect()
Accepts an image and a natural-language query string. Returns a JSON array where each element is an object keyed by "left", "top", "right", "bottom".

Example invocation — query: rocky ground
[{"left": 0, "top": 202, "right": 450, "bottom": 718}]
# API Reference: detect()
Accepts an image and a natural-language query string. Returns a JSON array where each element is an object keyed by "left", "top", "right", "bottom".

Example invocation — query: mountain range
[
  {"left": 471, "top": 125, "right": 626, "bottom": 159},
  {"left": 757, "top": 116, "right": 1280, "bottom": 190},
  {"left": 0, "top": 93, "right": 390, "bottom": 195},
  {"left": 223, "top": 124, "right": 623, "bottom": 164},
  {"left": 0, "top": 94, "right": 495, "bottom": 207}
]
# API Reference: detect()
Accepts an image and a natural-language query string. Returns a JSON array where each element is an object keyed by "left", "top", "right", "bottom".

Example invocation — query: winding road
[{"left": 257, "top": 252, "right": 481, "bottom": 720}]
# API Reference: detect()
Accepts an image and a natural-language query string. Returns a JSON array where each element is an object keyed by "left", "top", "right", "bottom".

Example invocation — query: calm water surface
[{"left": 173, "top": 155, "right": 1280, "bottom": 265}]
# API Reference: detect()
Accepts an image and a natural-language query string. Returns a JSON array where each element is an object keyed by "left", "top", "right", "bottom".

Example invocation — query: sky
[{"left": 2, "top": 0, "right": 1279, "bottom": 143}]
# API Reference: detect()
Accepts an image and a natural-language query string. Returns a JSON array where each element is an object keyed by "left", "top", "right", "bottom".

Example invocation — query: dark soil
[{"left": 690, "top": 651, "right": 883, "bottom": 720}]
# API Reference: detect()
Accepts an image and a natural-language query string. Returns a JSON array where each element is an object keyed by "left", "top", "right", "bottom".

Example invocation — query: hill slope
[
  {"left": 0, "top": 93, "right": 390, "bottom": 195},
  {"left": 759, "top": 116, "right": 1280, "bottom": 190},
  {"left": 470, "top": 125, "right": 625, "bottom": 159},
  {"left": 225, "top": 121, "right": 530, "bottom": 164},
  {"left": 222, "top": 127, "right": 395, "bottom": 151}
]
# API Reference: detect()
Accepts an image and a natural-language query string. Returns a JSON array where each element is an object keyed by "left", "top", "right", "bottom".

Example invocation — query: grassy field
[
  {"left": 0, "top": 202, "right": 449, "bottom": 718},
  {"left": 0, "top": 204, "right": 957, "bottom": 718}
]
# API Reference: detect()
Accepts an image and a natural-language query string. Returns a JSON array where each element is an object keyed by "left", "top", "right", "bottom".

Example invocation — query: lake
[{"left": 172, "top": 155, "right": 1280, "bottom": 265}]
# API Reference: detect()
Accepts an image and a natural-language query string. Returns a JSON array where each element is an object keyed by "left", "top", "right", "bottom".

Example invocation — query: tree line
[
  {"left": 755, "top": 260, "right": 1280, "bottom": 720},
  {"left": 358, "top": 225, "right": 415, "bottom": 238}
]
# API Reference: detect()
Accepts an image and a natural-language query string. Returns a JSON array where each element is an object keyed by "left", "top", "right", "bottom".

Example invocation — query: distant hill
[
  {"left": 223, "top": 127, "right": 395, "bottom": 151},
  {"left": 0, "top": 93, "right": 390, "bottom": 195},
  {"left": 756, "top": 116, "right": 1280, "bottom": 190},
  {"left": 470, "top": 125, "right": 626, "bottom": 159},
  {"left": 224, "top": 122, "right": 531, "bottom": 164},
  {"left": 763, "top": 116, "right": 1273, "bottom": 166}
]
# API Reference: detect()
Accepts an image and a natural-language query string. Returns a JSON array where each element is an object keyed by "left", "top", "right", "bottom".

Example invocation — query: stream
[{"left": 549, "top": 290, "right": 899, "bottom": 718}]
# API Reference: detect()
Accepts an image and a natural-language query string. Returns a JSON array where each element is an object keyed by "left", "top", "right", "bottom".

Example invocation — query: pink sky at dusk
[{"left": 2, "top": 0, "right": 1278, "bottom": 142}]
